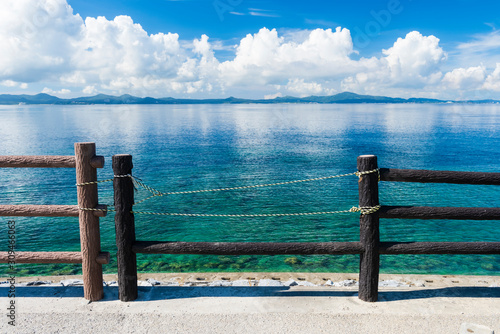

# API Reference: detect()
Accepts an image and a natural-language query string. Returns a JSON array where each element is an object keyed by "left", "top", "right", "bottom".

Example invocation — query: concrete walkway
[{"left": 1, "top": 273, "right": 499, "bottom": 333}]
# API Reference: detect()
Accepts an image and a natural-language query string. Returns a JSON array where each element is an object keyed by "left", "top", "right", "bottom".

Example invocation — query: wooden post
[
  {"left": 74, "top": 142, "right": 104, "bottom": 301},
  {"left": 113, "top": 154, "right": 138, "bottom": 301},
  {"left": 357, "top": 155, "right": 380, "bottom": 302}
]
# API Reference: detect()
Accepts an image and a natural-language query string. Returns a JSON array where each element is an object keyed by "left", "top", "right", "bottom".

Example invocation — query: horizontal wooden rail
[
  {"left": 379, "top": 206, "right": 500, "bottom": 220},
  {"left": 0, "top": 155, "right": 104, "bottom": 168},
  {"left": 0, "top": 204, "right": 107, "bottom": 217},
  {"left": 133, "top": 241, "right": 364, "bottom": 255},
  {"left": 0, "top": 251, "right": 110, "bottom": 264},
  {"left": 380, "top": 242, "right": 500, "bottom": 254},
  {"left": 0, "top": 155, "right": 75, "bottom": 168},
  {"left": 133, "top": 241, "right": 500, "bottom": 255},
  {"left": 380, "top": 168, "right": 500, "bottom": 185}
]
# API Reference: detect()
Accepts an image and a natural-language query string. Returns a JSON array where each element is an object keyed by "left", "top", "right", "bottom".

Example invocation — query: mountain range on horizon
[{"left": 0, "top": 92, "right": 499, "bottom": 105}]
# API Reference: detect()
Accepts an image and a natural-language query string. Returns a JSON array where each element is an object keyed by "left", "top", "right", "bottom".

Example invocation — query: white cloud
[
  {"left": 483, "top": 63, "right": 500, "bottom": 91},
  {"left": 1, "top": 80, "right": 19, "bottom": 87},
  {"left": 1, "top": 80, "right": 28, "bottom": 89},
  {"left": 1, "top": 0, "right": 500, "bottom": 99},
  {"left": 249, "top": 12, "right": 279, "bottom": 18},
  {"left": 73, "top": 15, "right": 190, "bottom": 94},
  {"left": 383, "top": 31, "right": 446, "bottom": 83},
  {"left": 248, "top": 8, "right": 280, "bottom": 18},
  {"left": 82, "top": 85, "right": 98, "bottom": 95},
  {"left": 264, "top": 92, "right": 283, "bottom": 99},
  {"left": 442, "top": 66, "right": 486, "bottom": 90},
  {"left": 342, "top": 31, "right": 447, "bottom": 95},
  {"left": 42, "top": 87, "right": 71, "bottom": 94},
  {"left": 219, "top": 27, "right": 355, "bottom": 89},
  {"left": 0, "top": 0, "right": 216, "bottom": 96},
  {"left": 0, "top": 0, "right": 82, "bottom": 82},
  {"left": 450, "top": 30, "right": 500, "bottom": 70},
  {"left": 343, "top": 31, "right": 447, "bottom": 93},
  {"left": 457, "top": 30, "right": 500, "bottom": 54},
  {"left": 284, "top": 78, "right": 336, "bottom": 97}
]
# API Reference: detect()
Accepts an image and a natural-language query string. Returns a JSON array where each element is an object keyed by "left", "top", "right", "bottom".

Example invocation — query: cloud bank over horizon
[{"left": 1, "top": 0, "right": 500, "bottom": 100}]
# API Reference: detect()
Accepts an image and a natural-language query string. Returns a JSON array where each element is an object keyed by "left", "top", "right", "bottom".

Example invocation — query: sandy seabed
[{"left": 1, "top": 272, "right": 499, "bottom": 334}]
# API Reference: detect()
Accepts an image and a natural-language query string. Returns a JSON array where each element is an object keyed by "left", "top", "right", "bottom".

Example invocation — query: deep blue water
[{"left": 0, "top": 103, "right": 499, "bottom": 276}]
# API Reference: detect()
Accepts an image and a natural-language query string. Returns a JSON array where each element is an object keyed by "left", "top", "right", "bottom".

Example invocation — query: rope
[
  {"left": 78, "top": 207, "right": 109, "bottom": 212},
  {"left": 75, "top": 169, "right": 380, "bottom": 192},
  {"left": 128, "top": 169, "right": 379, "bottom": 208},
  {"left": 128, "top": 168, "right": 380, "bottom": 197},
  {"left": 357, "top": 205, "right": 382, "bottom": 215},
  {"left": 76, "top": 169, "right": 381, "bottom": 214},
  {"left": 75, "top": 178, "right": 114, "bottom": 187},
  {"left": 354, "top": 169, "right": 380, "bottom": 178},
  {"left": 157, "top": 172, "right": 359, "bottom": 195},
  {"left": 75, "top": 174, "right": 131, "bottom": 186},
  {"left": 131, "top": 205, "right": 381, "bottom": 217}
]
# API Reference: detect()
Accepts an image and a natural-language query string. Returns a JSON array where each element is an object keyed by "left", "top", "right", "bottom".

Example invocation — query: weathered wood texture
[
  {"left": 357, "top": 155, "right": 380, "bottom": 302},
  {"left": 0, "top": 155, "right": 76, "bottom": 168},
  {"left": 133, "top": 241, "right": 364, "bottom": 255},
  {"left": 75, "top": 143, "right": 103, "bottom": 301},
  {"left": 131, "top": 241, "right": 500, "bottom": 256},
  {"left": 380, "top": 168, "right": 500, "bottom": 185},
  {"left": 0, "top": 205, "right": 78, "bottom": 217},
  {"left": 96, "top": 251, "right": 111, "bottom": 265},
  {"left": 0, "top": 155, "right": 105, "bottom": 168},
  {"left": 113, "top": 154, "right": 138, "bottom": 302},
  {"left": 0, "top": 204, "right": 106, "bottom": 217},
  {"left": 90, "top": 156, "right": 105, "bottom": 169},
  {"left": 380, "top": 242, "right": 500, "bottom": 254},
  {"left": 379, "top": 206, "right": 500, "bottom": 220},
  {"left": 0, "top": 251, "right": 110, "bottom": 264},
  {"left": 0, "top": 252, "right": 81, "bottom": 263}
]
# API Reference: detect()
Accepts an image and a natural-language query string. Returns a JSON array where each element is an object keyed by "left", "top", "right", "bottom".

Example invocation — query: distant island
[{"left": 1, "top": 92, "right": 499, "bottom": 105}]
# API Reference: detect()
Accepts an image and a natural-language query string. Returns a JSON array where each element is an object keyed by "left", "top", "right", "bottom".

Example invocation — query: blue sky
[
  {"left": 66, "top": 0, "right": 500, "bottom": 54},
  {"left": 66, "top": 0, "right": 497, "bottom": 42},
  {"left": 1, "top": 0, "right": 500, "bottom": 99}
]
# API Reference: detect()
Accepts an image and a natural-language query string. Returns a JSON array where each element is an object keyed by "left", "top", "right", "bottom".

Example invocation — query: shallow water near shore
[{"left": 0, "top": 103, "right": 499, "bottom": 277}]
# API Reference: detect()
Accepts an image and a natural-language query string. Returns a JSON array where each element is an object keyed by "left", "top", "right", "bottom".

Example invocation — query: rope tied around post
[
  {"left": 76, "top": 178, "right": 114, "bottom": 187},
  {"left": 351, "top": 205, "right": 382, "bottom": 215},
  {"left": 78, "top": 207, "right": 109, "bottom": 213},
  {"left": 76, "top": 174, "right": 132, "bottom": 186},
  {"left": 355, "top": 168, "right": 380, "bottom": 182}
]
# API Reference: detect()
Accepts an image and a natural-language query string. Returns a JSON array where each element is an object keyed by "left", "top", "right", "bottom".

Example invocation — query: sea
[{"left": 0, "top": 103, "right": 499, "bottom": 277}]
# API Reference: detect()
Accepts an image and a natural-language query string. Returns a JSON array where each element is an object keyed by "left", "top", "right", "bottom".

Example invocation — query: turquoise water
[{"left": 0, "top": 103, "right": 499, "bottom": 276}]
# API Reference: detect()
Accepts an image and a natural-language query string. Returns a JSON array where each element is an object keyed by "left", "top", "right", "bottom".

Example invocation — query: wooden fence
[
  {"left": 0, "top": 142, "right": 109, "bottom": 301},
  {"left": 113, "top": 154, "right": 500, "bottom": 302}
]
